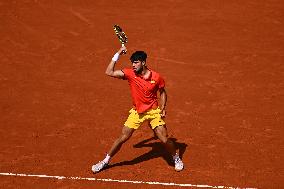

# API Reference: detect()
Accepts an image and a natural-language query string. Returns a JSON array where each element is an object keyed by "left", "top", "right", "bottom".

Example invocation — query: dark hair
[{"left": 130, "top": 51, "right": 147, "bottom": 62}]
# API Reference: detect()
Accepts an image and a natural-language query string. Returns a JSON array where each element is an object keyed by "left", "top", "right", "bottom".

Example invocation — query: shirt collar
[{"left": 135, "top": 68, "right": 152, "bottom": 81}]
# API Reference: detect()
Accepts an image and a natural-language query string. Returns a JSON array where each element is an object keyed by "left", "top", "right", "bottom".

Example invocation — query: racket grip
[{"left": 121, "top": 43, "right": 126, "bottom": 54}]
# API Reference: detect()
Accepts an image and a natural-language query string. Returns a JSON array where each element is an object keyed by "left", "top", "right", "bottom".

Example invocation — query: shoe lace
[{"left": 175, "top": 157, "right": 181, "bottom": 164}]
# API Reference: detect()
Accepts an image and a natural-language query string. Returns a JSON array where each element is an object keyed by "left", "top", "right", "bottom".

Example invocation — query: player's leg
[
  {"left": 148, "top": 108, "right": 176, "bottom": 157},
  {"left": 92, "top": 126, "right": 134, "bottom": 173},
  {"left": 154, "top": 125, "right": 175, "bottom": 155},
  {"left": 92, "top": 109, "right": 140, "bottom": 173},
  {"left": 105, "top": 108, "right": 140, "bottom": 162},
  {"left": 154, "top": 125, "right": 184, "bottom": 171},
  {"left": 148, "top": 121, "right": 158, "bottom": 139},
  {"left": 107, "top": 126, "right": 135, "bottom": 157}
]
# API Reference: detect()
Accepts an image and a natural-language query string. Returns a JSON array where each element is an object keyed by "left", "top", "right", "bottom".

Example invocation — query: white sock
[{"left": 103, "top": 154, "right": 111, "bottom": 164}]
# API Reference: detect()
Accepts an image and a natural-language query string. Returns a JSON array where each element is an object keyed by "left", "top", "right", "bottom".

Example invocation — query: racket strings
[{"left": 114, "top": 25, "right": 128, "bottom": 44}]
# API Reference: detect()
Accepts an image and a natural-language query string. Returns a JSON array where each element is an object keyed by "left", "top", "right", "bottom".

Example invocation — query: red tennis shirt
[{"left": 122, "top": 68, "right": 165, "bottom": 113}]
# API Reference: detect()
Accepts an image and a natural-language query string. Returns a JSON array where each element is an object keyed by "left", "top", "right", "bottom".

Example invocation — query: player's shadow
[{"left": 106, "top": 137, "right": 187, "bottom": 169}]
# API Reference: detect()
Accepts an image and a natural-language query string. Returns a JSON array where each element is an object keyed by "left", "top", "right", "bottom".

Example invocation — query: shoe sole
[{"left": 91, "top": 164, "right": 108, "bottom": 174}]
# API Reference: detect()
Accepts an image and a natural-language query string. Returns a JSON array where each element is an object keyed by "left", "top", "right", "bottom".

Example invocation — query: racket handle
[{"left": 121, "top": 44, "right": 126, "bottom": 54}]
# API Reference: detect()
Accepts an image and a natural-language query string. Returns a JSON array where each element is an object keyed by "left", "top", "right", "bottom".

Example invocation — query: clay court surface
[{"left": 0, "top": 0, "right": 283, "bottom": 188}]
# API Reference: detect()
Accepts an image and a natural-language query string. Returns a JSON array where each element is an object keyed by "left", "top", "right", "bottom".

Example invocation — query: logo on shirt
[{"left": 150, "top": 80, "right": 156, "bottom": 84}]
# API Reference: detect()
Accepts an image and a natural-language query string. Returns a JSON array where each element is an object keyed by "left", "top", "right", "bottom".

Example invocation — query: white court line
[{"left": 0, "top": 172, "right": 257, "bottom": 189}]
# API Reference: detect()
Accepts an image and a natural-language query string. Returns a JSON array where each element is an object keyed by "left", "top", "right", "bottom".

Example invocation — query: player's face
[{"left": 132, "top": 60, "right": 144, "bottom": 74}]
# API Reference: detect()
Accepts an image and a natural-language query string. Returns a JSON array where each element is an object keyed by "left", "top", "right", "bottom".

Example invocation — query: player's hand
[
  {"left": 160, "top": 109, "right": 166, "bottom": 118},
  {"left": 118, "top": 46, "right": 127, "bottom": 55}
]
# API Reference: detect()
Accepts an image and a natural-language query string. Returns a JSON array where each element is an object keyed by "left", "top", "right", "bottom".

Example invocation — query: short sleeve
[{"left": 122, "top": 68, "right": 132, "bottom": 80}]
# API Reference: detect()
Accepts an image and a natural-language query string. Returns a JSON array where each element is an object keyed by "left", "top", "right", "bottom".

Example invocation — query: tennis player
[{"left": 92, "top": 46, "right": 184, "bottom": 173}]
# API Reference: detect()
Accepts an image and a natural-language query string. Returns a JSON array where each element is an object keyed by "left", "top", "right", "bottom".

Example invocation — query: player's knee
[
  {"left": 155, "top": 127, "right": 168, "bottom": 143},
  {"left": 158, "top": 135, "right": 168, "bottom": 144}
]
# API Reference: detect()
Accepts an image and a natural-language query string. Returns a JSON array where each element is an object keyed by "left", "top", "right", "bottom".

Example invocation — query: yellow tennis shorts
[{"left": 124, "top": 108, "right": 166, "bottom": 130}]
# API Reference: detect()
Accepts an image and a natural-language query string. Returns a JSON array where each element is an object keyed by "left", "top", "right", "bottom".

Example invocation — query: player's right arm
[{"left": 105, "top": 46, "right": 127, "bottom": 79}]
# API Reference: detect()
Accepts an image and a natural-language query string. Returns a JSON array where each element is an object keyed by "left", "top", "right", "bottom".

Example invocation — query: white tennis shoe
[
  {"left": 174, "top": 157, "right": 184, "bottom": 171},
  {"left": 92, "top": 161, "right": 108, "bottom": 173}
]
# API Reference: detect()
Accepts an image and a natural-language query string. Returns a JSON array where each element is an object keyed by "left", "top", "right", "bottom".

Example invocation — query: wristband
[{"left": 112, "top": 53, "right": 120, "bottom": 62}]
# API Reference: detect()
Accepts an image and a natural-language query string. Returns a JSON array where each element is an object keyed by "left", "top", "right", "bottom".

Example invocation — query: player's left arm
[{"left": 159, "top": 87, "right": 167, "bottom": 117}]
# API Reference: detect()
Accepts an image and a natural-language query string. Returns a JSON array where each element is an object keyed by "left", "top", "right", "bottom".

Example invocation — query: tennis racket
[{"left": 113, "top": 25, "right": 128, "bottom": 53}]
